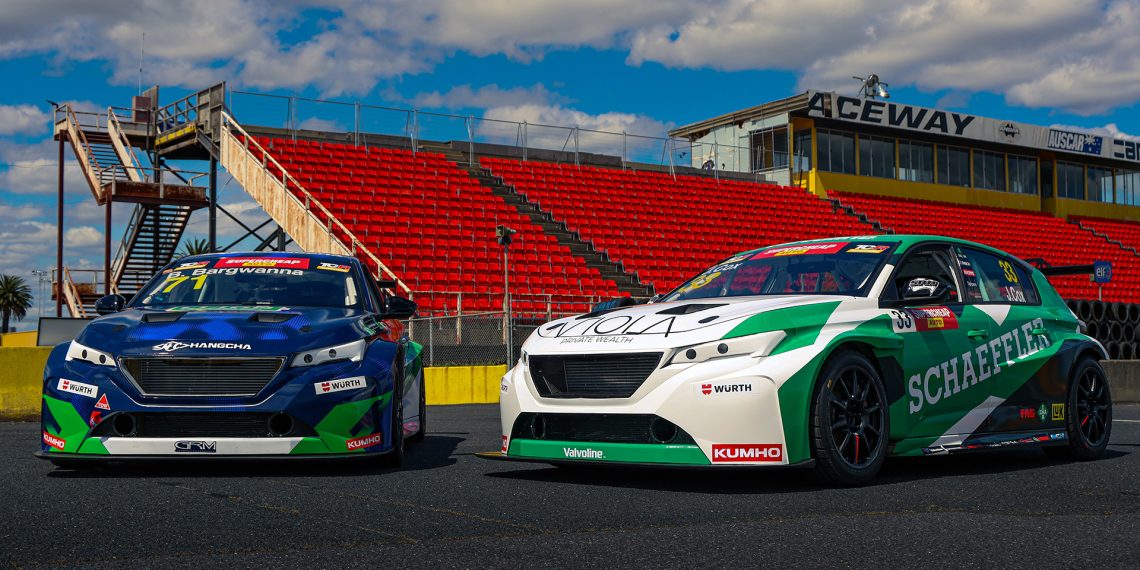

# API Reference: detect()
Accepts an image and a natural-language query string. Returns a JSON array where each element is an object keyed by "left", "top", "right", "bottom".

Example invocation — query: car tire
[
  {"left": 1044, "top": 356, "right": 1112, "bottom": 461},
  {"left": 378, "top": 386, "right": 405, "bottom": 468},
  {"left": 407, "top": 369, "right": 427, "bottom": 443},
  {"left": 810, "top": 350, "right": 890, "bottom": 486}
]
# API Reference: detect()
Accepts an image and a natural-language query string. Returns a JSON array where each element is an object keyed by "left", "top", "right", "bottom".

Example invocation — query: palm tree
[
  {"left": 0, "top": 274, "right": 33, "bottom": 333},
  {"left": 176, "top": 238, "right": 212, "bottom": 259}
]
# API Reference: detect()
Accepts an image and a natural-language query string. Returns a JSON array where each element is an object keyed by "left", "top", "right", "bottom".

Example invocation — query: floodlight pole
[
  {"left": 56, "top": 133, "right": 64, "bottom": 317},
  {"left": 209, "top": 157, "right": 218, "bottom": 252}
]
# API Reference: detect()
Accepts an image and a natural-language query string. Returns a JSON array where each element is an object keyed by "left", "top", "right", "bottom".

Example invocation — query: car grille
[
  {"left": 528, "top": 352, "right": 662, "bottom": 398},
  {"left": 510, "top": 413, "right": 695, "bottom": 444},
  {"left": 120, "top": 357, "right": 284, "bottom": 397}
]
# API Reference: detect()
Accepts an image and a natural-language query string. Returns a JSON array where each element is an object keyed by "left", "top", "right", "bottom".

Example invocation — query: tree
[
  {"left": 0, "top": 274, "right": 33, "bottom": 334},
  {"left": 176, "top": 238, "right": 212, "bottom": 259}
]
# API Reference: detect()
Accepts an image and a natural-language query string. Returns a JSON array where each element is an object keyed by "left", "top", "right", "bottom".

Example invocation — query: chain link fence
[{"left": 407, "top": 310, "right": 573, "bottom": 367}]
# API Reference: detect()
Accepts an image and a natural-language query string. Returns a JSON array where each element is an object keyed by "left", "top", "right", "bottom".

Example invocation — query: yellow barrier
[
  {"left": 0, "top": 345, "right": 502, "bottom": 421},
  {"left": 0, "top": 331, "right": 37, "bottom": 347},
  {"left": 424, "top": 365, "right": 507, "bottom": 405},
  {"left": 0, "top": 347, "right": 51, "bottom": 421}
]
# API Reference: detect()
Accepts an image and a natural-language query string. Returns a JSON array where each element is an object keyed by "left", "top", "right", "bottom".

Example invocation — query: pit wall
[
  {"left": 0, "top": 348, "right": 1135, "bottom": 421},
  {"left": 0, "top": 347, "right": 505, "bottom": 421}
]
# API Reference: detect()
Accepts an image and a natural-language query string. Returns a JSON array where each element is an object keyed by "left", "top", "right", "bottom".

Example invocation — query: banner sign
[{"left": 805, "top": 91, "right": 1138, "bottom": 165}]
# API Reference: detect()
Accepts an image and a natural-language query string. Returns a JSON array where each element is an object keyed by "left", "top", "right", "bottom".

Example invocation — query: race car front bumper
[{"left": 494, "top": 352, "right": 795, "bottom": 467}]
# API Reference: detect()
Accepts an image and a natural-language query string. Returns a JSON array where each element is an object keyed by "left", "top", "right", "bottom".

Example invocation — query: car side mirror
[
  {"left": 95, "top": 294, "right": 127, "bottom": 315},
  {"left": 592, "top": 296, "right": 639, "bottom": 313},
  {"left": 384, "top": 296, "right": 417, "bottom": 319},
  {"left": 901, "top": 277, "right": 951, "bottom": 305}
]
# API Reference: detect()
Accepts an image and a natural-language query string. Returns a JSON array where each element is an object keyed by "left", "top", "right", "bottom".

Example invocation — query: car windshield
[
  {"left": 661, "top": 241, "right": 897, "bottom": 302},
  {"left": 135, "top": 256, "right": 364, "bottom": 310}
]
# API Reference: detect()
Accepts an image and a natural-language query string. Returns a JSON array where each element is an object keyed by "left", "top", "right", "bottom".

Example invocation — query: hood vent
[
  {"left": 142, "top": 312, "right": 185, "bottom": 323},
  {"left": 656, "top": 303, "right": 727, "bottom": 315},
  {"left": 250, "top": 312, "right": 299, "bottom": 324}
]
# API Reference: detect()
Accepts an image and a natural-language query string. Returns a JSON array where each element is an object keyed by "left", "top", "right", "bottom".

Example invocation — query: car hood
[
  {"left": 525, "top": 295, "right": 856, "bottom": 354},
  {"left": 76, "top": 306, "right": 375, "bottom": 357}
]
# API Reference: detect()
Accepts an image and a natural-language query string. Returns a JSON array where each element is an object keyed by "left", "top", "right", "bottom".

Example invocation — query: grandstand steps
[
  {"left": 113, "top": 204, "right": 194, "bottom": 295},
  {"left": 1071, "top": 220, "right": 1140, "bottom": 257},
  {"left": 461, "top": 164, "right": 655, "bottom": 298},
  {"left": 826, "top": 198, "right": 892, "bottom": 234}
]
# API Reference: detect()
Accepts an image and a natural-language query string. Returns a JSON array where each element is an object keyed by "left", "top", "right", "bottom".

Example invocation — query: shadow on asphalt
[
  {"left": 484, "top": 448, "right": 1130, "bottom": 493},
  {"left": 44, "top": 434, "right": 465, "bottom": 479}
]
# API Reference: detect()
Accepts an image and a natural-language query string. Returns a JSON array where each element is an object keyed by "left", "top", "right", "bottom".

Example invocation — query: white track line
[{"left": 1113, "top": 419, "right": 1140, "bottom": 423}]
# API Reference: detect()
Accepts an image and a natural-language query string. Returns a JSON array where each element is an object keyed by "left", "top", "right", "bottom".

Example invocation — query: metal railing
[
  {"left": 407, "top": 307, "right": 587, "bottom": 367},
  {"left": 221, "top": 111, "right": 412, "bottom": 294},
  {"left": 228, "top": 91, "right": 756, "bottom": 179}
]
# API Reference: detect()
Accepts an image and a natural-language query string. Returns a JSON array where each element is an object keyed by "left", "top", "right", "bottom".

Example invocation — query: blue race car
[{"left": 37, "top": 252, "right": 424, "bottom": 467}]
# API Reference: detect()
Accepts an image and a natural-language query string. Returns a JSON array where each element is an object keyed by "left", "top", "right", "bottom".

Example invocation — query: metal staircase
[{"left": 53, "top": 105, "right": 207, "bottom": 311}]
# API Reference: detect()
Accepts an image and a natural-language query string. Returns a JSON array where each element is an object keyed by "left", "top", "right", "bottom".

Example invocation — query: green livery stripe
[
  {"left": 42, "top": 395, "right": 106, "bottom": 454},
  {"left": 723, "top": 301, "right": 841, "bottom": 355},
  {"left": 508, "top": 439, "right": 711, "bottom": 465},
  {"left": 291, "top": 391, "right": 392, "bottom": 454}
]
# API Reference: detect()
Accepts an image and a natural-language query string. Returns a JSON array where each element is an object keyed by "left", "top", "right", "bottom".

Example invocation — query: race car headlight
[
  {"left": 292, "top": 339, "right": 366, "bottom": 367},
  {"left": 65, "top": 340, "right": 116, "bottom": 368},
  {"left": 666, "top": 330, "right": 786, "bottom": 366}
]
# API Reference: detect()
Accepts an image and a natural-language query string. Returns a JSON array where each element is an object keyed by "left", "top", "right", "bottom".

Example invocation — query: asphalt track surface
[{"left": 2, "top": 405, "right": 1139, "bottom": 568}]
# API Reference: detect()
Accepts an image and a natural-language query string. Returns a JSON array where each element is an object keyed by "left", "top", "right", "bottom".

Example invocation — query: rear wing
[{"left": 1024, "top": 258, "right": 1112, "bottom": 282}]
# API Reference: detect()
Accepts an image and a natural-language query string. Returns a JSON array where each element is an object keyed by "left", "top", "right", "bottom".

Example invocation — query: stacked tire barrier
[{"left": 1067, "top": 300, "right": 1140, "bottom": 359}]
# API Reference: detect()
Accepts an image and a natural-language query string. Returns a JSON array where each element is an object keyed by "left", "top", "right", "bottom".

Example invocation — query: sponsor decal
[
  {"left": 1050, "top": 432, "right": 1067, "bottom": 440},
  {"left": 846, "top": 244, "right": 890, "bottom": 254},
  {"left": 95, "top": 394, "right": 110, "bottom": 410},
  {"left": 1114, "top": 139, "right": 1140, "bottom": 162},
  {"left": 544, "top": 314, "right": 680, "bottom": 339},
  {"left": 500, "top": 378, "right": 510, "bottom": 393},
  {"left": 711, "top": 444, "right": 783, "bottom": 463},
  {"left": 1000, "top": 286, "right": 1026, "bottom": 303},
  {"left": 165, "top": 305, "right": 290, "bottom": 312},
  {"left": 752, "top": 242, "right": 847, "bottom": 258},
  {"left": 563, "top": 447, "right": 605, "bottom": 459},
  {"left": 216, "top": 257, "right": 311, "bottom": 269},
  {"left": 88, "top": 410, "right": 103, "bottom": 427},
  {"left": 174, "top": 440, "right": 217, "bottom": 453},
  {"left": 807, "top": 92, "right": 976, "bottom": 136},
  {"left": 316, "top": 262, "right": 351, "bottom": 273},
  {"left": 891, "top": 306, "right": 959, "bottom": 333},
  {"left": 906, "top": 318, "right": 1052, "bottom": 414},
  {"left": 314, "top": 377, "right": 367, "bottom": 395},
  {"left": 57, "top": 378, "right": 98, "bottom": 398},
  {"left": 1051, "top": 403, "right": 1065, "bottom": 421},
  {"left": 42, "top": 431, "right": 66, "bottom": 450},
  {"left": 1019, "top": 407, "right": 1036, "bottom": 420},
  {"left": 998, "top": 122, "right": 1021, "bottom": 139},
  {"left": 696, "top": 380, "right": 753, "bottom": 396},
  {"left": 1047, "top": 129, "right": 1103, "bottom": 156},
  {"left": 153, "top": 341, "right": 253, "bottom": 352},
  {"left": 501, "top": 436, "right": 509, "bottom": 453},
  {"left": 1038, "top": 403, "right": 1048, "bottom": 422},
  {"left": 962, "top": 268, "right": 976, "bottom": 277},
  {"left": 347, "top": 433, "right": 384, "bottom": 451},
  {"left": 174, "top": 260, "right": 210, "bottom": 270}
]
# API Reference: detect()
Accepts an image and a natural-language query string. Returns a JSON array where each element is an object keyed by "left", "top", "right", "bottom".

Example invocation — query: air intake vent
[
  {"left": 528, "top": 352, "right": 662, "bottom": 398},
  {"left": 120, "top": 357, "right": 284, "bottom": 397}
]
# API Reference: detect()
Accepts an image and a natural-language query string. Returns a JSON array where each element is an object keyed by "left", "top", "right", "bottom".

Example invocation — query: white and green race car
[{"left": 480, "top": 235, "right": 1113, "bottom": 485}]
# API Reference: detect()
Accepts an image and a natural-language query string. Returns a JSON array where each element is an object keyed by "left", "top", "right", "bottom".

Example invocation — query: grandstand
[{"left": 50, "top": 83, "right": 1140, "bottom": 327}]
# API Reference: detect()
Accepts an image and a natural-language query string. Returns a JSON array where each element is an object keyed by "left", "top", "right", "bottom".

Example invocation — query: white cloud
[
  {"left": 1050, "top": 122, "right": 1140, "bottom": 142},
  {"left": 0, "top": 104, "right": 50, "bottom": 136},
  {"left": 298, "top": 117, "right": 346, "bottom": 132},
  {"left": 482, "top": 103, "right": 673, "bottom": 159},
  {"left": 64, "top": 226, "right": 103, "bottom": 247}
]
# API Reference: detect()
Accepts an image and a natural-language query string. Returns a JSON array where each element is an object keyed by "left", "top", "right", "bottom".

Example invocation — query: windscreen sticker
[
  {"left": 316, "top": 262, "right": 351, "bottom": 273},
  {"left": 752, "top": 242, "right": 847, "bottom": 258},
  {"left": 999, "top": 285, "right": 1027, "bottom": 303},
  {"left": 173, "top": 260, "right": 211, "bottom": 270},
  {"left": 216, "top": 257, "right": 311, "bottom": 269},
  {"left": 890, "top": 306, "right": 960, "bottom": 333},
  {"left": 164, "top": 305, "right": 292, "bottom": 312},
  {"left": 845, "top": 244, "right": 890, "bottom": 254}
]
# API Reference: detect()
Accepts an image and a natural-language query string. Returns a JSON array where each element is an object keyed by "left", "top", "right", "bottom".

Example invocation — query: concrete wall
[
  {"left": 0, "top": 331, "right": 37, "bottom": 347},
  {"left": 1102, "top": 361, "right": 1140, "bottom": 403}
]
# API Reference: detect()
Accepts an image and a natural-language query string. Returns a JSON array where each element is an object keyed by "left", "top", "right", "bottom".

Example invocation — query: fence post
[
  {"left": 714, "top": 140, "right": 720, "bottom": 182},
  {"left": 289, "top": 96, "right": 297, "bottom": 141},
  {"left": 428, "top": 316, "right": 434, "bottom": 367},
  {"left": 622, "top": 131, "right": 627, "bottom": 170},
  {"left": 668, "top": 138, "right": 677, "bottom": 180},
  {"left": 411, "top": 109, "right": 419, "bottom": 155},
  {"left": 354, "top": 102, "right": 361, "bottom": 146},
  {"left": 574, "top": 127, "right": 580, "bottom": 167},
  {"left": 522, "top": 121, "right": 528, "bottom": 162},
  {"left": 466, "top": 115, "right": 475, "bottom": 167}
]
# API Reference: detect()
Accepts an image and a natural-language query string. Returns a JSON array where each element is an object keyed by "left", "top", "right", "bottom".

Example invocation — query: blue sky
[{"left": 1, "top": 0, "right": 1139, "bottom": 328}]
